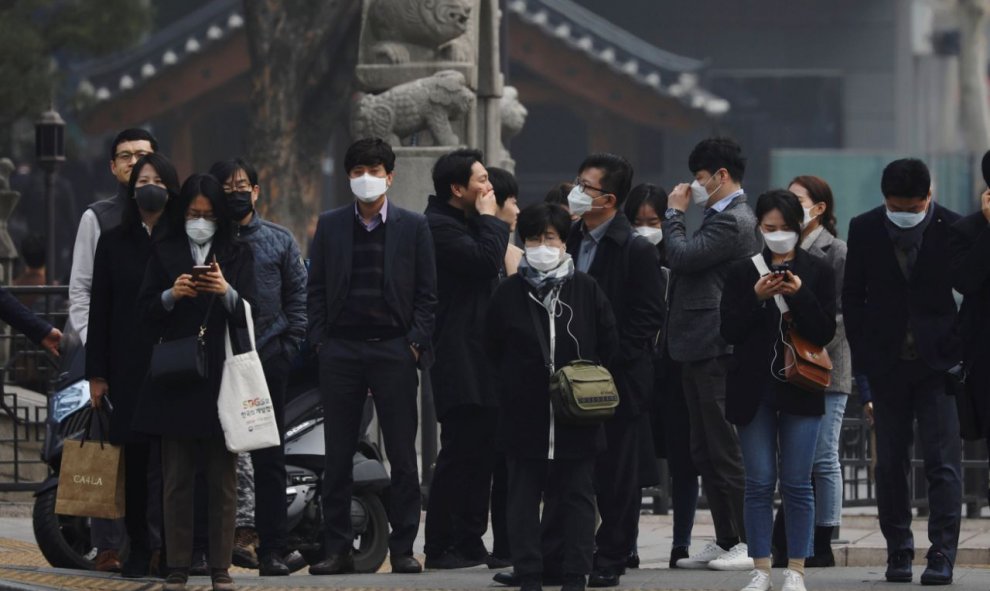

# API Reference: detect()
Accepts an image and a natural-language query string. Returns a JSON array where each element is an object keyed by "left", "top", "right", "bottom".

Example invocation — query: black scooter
[{"left": 32, "top": 333, "right": 392, "bottom": 574}]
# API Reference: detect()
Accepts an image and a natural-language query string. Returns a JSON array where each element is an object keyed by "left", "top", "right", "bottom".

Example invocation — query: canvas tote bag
[{"left": 217, "top": 301, "right": 281, "bottom": 453}]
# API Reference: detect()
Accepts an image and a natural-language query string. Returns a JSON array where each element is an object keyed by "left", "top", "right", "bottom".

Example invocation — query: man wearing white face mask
[
  {"left": 307, "top": 138, "right": 438, "bottom": 576},
  {"left": 843, "top": 158, "right": 962, "bottom": 586},
  {"left": 564, "top": 153, "right": 665, "bottom": 588},
  {"left": 662, "top": 137, "right": 760, "bottom": 572}
]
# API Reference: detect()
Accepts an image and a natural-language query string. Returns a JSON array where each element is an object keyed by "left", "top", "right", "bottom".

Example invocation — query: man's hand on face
[
  {"left": 476, "top": 189, "right": 498, "bottom": 216},
  {"left": 668, "top": 183, "right": 692, "bottom": 213}
]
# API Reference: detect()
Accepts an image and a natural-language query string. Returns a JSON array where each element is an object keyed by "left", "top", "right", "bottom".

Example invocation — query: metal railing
[{"left": 0, "top": 285, "right": 67, "bottom": 493}]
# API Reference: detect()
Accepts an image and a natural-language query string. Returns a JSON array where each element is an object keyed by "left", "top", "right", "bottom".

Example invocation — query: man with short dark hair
[
  {"left": 564, "top": 152, "right": 665, "bottom": 587},
  {"left": 844, "top": 158, "right": 962, "bottom": 585},
  {"left": 423, "top": 149, "right": 509, "bottom": 569},
  {"left": 208, "top": 157, "right": 307, "bottom": 576},
  {"left": 308, "top": 137, "right": 437, "bottom": 576},
  {"left": 663, "top": 137, "right": 760, "bottom": 571},
  {"left": 487, "top": 166, "right": 523, "bottom": 279},
  {"left": 67, "top": 127, "right": 158, "bottom": 574}
]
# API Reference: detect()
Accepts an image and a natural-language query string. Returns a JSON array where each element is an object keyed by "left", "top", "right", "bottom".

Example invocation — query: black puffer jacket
[{"left": 236, "top": 214, "right": 307, "bottom": 361}]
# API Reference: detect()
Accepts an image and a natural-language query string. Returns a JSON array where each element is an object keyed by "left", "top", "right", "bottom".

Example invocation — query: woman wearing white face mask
[
  {"left": 719, "top": 190, "right": 837, "bottom": 591},
  {"left": 763, "top": 176, "right": 850, "bottom": 569},
  {"left": 624, "top": 182, "right": 700, "bottom": 569},
  {"left": 485, "top": 203, "right": 619, "bottom": 591},
  {"left": 134, "top": 173, "right": 256, "bottom": 591}
]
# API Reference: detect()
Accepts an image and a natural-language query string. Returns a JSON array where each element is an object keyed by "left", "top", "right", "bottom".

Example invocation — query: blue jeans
[
  {"left": 812, "top": 393, "right": 847, "bottom": 527},
  {"left": 738, "top": 403, "right": 821, "bottom": 559}
]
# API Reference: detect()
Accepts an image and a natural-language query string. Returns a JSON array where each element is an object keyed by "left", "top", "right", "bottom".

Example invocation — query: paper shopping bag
[{"left": 55, "top": 408, "right": 125, "bottom": 519}]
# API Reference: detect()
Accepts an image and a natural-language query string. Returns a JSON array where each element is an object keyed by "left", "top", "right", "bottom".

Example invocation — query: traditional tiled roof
[
  {"left": 73, "top": 0, "right": 242, "bottom": 102},
  {"left": 73, "top": 0, "right": 729, "bottom": 116},
  {"left": 508, "top": 0, "right": 729, "bottom": 115}
]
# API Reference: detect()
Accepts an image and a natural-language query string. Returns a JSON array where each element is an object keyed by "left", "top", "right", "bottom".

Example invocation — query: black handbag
[{"left": 149, "top": 295, "right": 216, "bottom": 386}]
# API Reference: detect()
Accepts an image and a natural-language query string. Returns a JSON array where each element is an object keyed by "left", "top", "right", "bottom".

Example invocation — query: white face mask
[
  {"left": 801, "top": 207, "right": 817, "bottom": 230},
  {"left": 186, "top": 218, "right": 217, "bottom": 246},
  {"left": 567, "top": 185, "right": 598, "bottom": 217},
  {"left": 525, "top": 245, "right": 562, "bottom": 272},
  {"left": 350, "top": 173, "right": 388, "bottom": 203},
  {"left": 689, "top": 173, "right": 722, "bottom": 205},
  {"left": 885, "top": 207, "right": 927, "bottom": 229},
  {"left": 635, "top": 226, "right": 663, "bottom": 245},
  {"left": 762, "top": 230, "right": 799, "bottom": 255}
]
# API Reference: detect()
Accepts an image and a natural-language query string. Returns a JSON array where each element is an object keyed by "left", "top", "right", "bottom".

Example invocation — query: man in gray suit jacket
[{"left": 662, "top": 138, "right": 761, "bottom": 570}]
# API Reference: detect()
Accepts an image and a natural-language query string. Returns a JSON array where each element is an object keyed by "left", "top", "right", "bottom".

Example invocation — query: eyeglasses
[
  {"left": 223, "top": 183, "right": 253, "bottom": 193},
  {"left": 573, "top": 177, "right": 607, "bottom": 194},
  {"left": 114, "top": 150, "right": 150, "bottom": 164},
  {"left": 186, "top": 212, "right": 217, "bottom": 222}
]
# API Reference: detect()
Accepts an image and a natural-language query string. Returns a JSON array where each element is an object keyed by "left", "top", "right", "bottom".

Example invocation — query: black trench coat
[
  {"left": 484, "top": 272, "right": 619, "bottom": 460},
  {"left": 85, "top": 222, "right": 163, "bottom": 444},
  {"left": 131, "top": 235, "right": 255, "bottom": 439}
]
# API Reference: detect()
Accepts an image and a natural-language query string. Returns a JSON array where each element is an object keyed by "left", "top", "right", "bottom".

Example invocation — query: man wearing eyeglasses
[
  {"left": 564, "top": 153, "right": 665, "bottom": 588},
  {"left": 69, "top": 128, "right": 157, "bottom": 345},
  {"left": 207, "top": 157, "right": 307, "bottom": 577},
  {"left": 67, "top": 128, "right": 158, "bottom": 574}
]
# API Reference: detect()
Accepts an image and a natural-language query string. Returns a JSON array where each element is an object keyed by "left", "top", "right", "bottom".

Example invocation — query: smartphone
[
  {"left": 191, "top": 265, "right": 212, "bottom": 282},
  {"left": 769, "top": 263, "right": 790, "bottom": 276}
]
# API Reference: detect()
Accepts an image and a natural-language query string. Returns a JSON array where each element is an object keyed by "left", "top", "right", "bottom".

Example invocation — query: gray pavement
[{"left": 3, "top": 505, "right": 990, "bottom": 590}]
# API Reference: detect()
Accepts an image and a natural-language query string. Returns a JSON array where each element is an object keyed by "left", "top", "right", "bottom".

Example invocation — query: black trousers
[
  {"left": 872, "top": 359, "right": 962, "bottom": 562},
  {"left": 123, "top": 440, "right": 152, "bottom": 553},
  {"left": 249, "top": 354, "right": 290, "bottom": 557},
  {"left": 320, "top": 337, "right": 420, "bottom": 557},
  {"left": 682, "top": 355, "right": 747, "bottom": 545},
  {"left": 593, "top": 415, "right": 642, "bottom": 570},
  {"left": 507, "top": 456, "right": 596, "bottom": 579},
  {"left": 424, "top": 404, "right": 497, "bottom": 559},
  {"left": 491, "top": 452, "right": 510, "bottom": 559}
]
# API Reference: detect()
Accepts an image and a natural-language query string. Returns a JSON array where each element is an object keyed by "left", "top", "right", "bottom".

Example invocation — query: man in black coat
[
  {"left": 307, "top": 138, "right": 437, "bottom": 576},
  {"left": 843, "top": 158, "right": 962, "bottom": 585},
  {"left": 423, "top": 148, "right": 510, "bottom": 569},
  {"left": 564, "top": 153, "right": 665, "bottom": 587},
  {"left": 949, "top": 182, "right": 990, "bottom": 442}
]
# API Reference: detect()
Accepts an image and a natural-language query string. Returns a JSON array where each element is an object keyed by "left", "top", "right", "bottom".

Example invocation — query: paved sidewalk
[{"left": 2, "top": 508, "right": 990, "bottom": 590}]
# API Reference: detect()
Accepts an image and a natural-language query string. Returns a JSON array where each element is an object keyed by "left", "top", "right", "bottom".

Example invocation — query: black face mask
[
  {"left": 134, "top": 185, "right": 169, "bottom": 213},
  {"left": 227, "top": 191, "right": 254, "bottom": 221}
]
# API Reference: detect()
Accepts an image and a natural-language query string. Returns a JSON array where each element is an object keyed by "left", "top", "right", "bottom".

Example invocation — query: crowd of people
[{"left": 25, "top": 125, "right": 983, "bottom": 591}]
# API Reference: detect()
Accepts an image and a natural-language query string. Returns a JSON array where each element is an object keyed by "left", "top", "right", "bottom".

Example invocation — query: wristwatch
[{"left": 664, "top": 208, "right": 684, "bottom": 220}]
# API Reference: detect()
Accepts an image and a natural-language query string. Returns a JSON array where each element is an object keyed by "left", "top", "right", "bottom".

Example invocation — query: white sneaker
[
  {"left": 740, "top": 569, "right": 772, "bottom": 591},
  {"left": 709, "top": 542, "right": 755, "bottom": 571},
  {"left": 675, "top": 541, "right": 725, "bottom": 569},
  {"left": 781, "top": 569, "right": 807, "bottom": 591}
]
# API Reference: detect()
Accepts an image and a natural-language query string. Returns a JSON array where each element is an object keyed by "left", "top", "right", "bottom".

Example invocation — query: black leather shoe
[
  {"left": 561, "top": 574, "right": 587, "bottom": 591},
  {"left": 391, "top": 555, "right": 423, "bottom": 574},
  {"left": 885, "top": 549, "right": 914, "bottom": 583},
  {"left": 493, "top": 570, "right": 519, "bottom": 586},
  {"left": 259, "top": 552, "right": 290, "bottom": 576},
  {"left": 588, "top": 569, "right": 620, "bottom": 588},
  {"left": 308, "top": 552, "right": 355, "bottom": 575},
  {"left": 424, "top": 551, "right": 484, "bottom": 569},
  {"left": 487, "top": 553, "right": 512, "bottom": 569},
  {"left": 283, "top": 550, "right": 308, "bottom": 573},
  {"left": 626, "top": 552, "right": 640, "bottom": 569},
  {"left": 669, "top": 546, "right": 688, "bottom": 569},
  {"left": 920, "top": 551, "right": 953, "bottom": 585}
]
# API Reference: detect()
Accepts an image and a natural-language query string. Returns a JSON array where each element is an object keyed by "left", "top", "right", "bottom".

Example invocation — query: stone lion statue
[
  {"left": 500, "top": 86, "right": 527, "bottom": 143},
  {"left": 367, "top": 0, "right": 475, "bottom": 64},
  {"left": 352, "top": 70, "right": 475, "bottom": 146}
]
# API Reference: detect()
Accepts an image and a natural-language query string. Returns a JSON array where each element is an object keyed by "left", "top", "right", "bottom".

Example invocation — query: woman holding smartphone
[
  {"left": 86, "top": 153, "right": 180, "bottom": 577},
  {"left": 133, "top": 173, "right": 256, "bottom": 591},
  {"left": 720, "top": 190, "right": 836, "bottom": 591}
]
